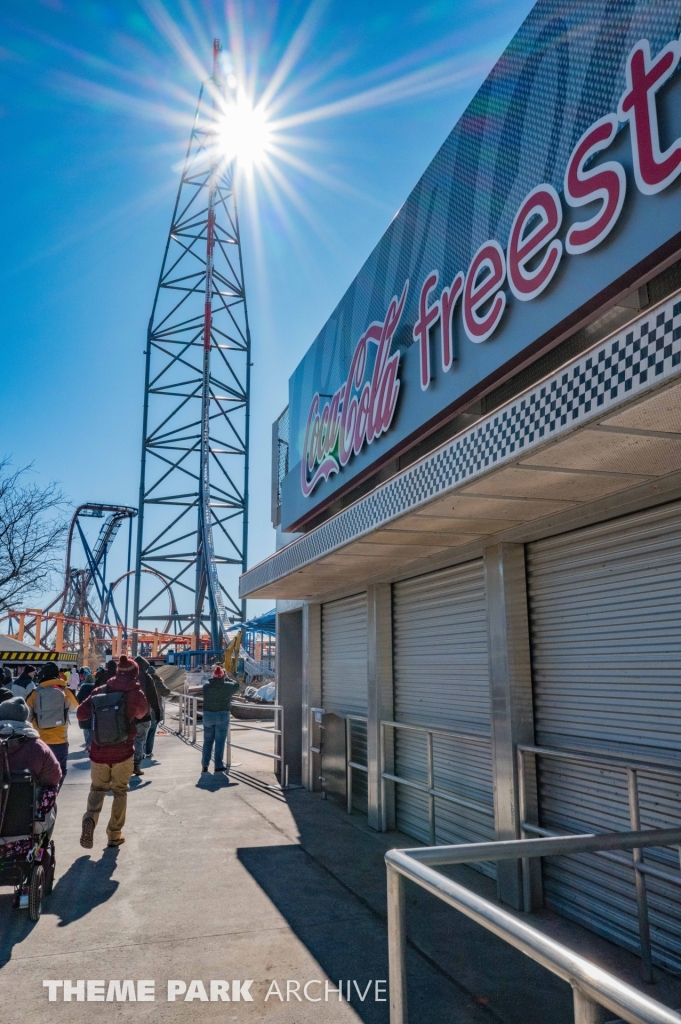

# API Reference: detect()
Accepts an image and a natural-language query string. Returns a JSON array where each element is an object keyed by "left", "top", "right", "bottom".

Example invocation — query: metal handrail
[
  {"left": 346, "top": 715, "right": 368, "bottom": 815},
  {"left": 386, "top": 829, "right": 681, "bottom": 1024},
  {"left": 175, "top": 692, "right": 288, "bottom": 787},
  {"left": 518, "top": 743, "right": 681, "bottom": 982},
  {"left": 380, "top": 719, "right": 493, "bottom": 843}
]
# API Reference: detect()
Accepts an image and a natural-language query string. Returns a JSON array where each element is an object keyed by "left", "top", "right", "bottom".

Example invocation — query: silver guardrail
[
  {"left": 518, "top": 743, "right": 681, "bottom": 982},
  {"left": 386, "top": 829, "right": 681, "bottom": 1024},
  {"left": 380, "top": 719, "right": 493, "bottom": 842},
  {"left": 174, "top": 692, "right": 288, "bottom": 787}
]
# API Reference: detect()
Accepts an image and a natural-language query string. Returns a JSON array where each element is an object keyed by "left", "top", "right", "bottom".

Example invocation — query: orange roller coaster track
[{"left": 0, "top": 609, "right": 207, "bottom": 659}]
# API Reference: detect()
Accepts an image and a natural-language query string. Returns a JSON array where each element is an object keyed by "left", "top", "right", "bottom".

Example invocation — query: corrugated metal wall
[
  {"left": 322, "top": 593, "right": 368, "bottom": 809},
  {"left": 527, "top": 502, "right": 681, "bottom": 972},
  {"left": 392, "top": 561, "right": 495, "bottom": 875}
]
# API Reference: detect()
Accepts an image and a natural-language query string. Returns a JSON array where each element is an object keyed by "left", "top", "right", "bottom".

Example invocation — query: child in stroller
[{"left": 0, "top": 697, "right": 62, "bottom": 921}]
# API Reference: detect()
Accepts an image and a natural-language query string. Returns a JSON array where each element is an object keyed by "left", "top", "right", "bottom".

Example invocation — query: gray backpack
[{"left": 35, "top": 687, "right": 67, "bottom": 729}]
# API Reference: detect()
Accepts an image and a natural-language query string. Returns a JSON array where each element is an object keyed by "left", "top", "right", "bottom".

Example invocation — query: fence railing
[
  {"left": 379, "top": 720, "right": 493, "bottom": 843},
  {"left": 518, "top": 743, "right": 681, "bottom": 982},
  {"left": 386, "top": 828, "right": 681, "bottom": 1024},
  {"left": 174, "top": 692, "right": 288, "bottom": 786},
  {"left": 346, "top": 715, "right": 368, "bottom": 814}
]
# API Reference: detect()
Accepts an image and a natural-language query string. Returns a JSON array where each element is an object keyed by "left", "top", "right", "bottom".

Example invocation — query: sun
[{"left": 218, "top": 99, "right": 272, "bottom": 168}]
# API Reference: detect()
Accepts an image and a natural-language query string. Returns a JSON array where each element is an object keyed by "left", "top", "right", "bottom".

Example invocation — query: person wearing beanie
[
  {"left": 0, "top": 666, "right": 14, "bottom": 703},
  {"left": 132, "top": 655, "right": 161, "bottom": 773},
  {"left": 0, "top": 697, "right": 62, "bottom": 788},
  {"left": 76, "top": 654, "right": 148, "bottom": 849},
  {"left": 200, "top": 665, "right": 239, "bottom": 774},
  {"left": 11, "top": 664, "right": 37, "bottom": 701},
  {"left": 26, "top": 661, "right": 78, "bottom": 786}
]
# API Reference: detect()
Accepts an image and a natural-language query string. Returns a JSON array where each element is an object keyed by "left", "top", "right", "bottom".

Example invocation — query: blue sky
[{"left": 0, "top": 0, "right": 535, "bottom": 616}]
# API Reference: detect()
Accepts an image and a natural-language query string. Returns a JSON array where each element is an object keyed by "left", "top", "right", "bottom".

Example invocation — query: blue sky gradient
[{"left": 0, "top": 0, "right": 535, "bottom": 613}]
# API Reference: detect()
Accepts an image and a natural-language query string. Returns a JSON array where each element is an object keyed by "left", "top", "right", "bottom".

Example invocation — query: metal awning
[{"left": 240, "top": 294, "right": 681, "bottom": 602}]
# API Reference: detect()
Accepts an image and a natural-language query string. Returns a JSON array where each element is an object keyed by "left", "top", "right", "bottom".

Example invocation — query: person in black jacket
[
  {"left": 133, "top": 656, "right": 161, "bottom": 775},
  {"left": 143, "top": 666, "right": 170, "bottom": 759},
  {"left": 76, "top": 670, "right": 97, "bottom": 750},
  {"left": 201, "top": 667, "right": 239, "bottom": 774}
]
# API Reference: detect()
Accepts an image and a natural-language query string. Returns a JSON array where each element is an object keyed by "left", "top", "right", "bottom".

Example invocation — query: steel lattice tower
[{"left": 133, "top": 40, "right": 251, "bottom": 651}]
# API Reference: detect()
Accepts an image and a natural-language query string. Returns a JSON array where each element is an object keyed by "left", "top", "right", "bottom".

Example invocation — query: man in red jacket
[{"left": 77, "top": 655, "right": 147, "bottom": 849}]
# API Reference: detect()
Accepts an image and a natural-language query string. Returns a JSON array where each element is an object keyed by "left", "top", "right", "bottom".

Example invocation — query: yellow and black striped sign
[{"left": 0, "top": 650, "right": 78, "bottom": 663}]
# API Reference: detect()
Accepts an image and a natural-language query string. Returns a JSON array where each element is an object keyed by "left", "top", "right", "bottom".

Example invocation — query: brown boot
[{"left": 80, "top": 817, "right": 95, "bottom": 849}]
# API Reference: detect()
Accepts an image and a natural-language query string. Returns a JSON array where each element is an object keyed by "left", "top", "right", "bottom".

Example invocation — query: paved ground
[{"left": 1, "top": 714, "right": 680, "bottom": 1023}]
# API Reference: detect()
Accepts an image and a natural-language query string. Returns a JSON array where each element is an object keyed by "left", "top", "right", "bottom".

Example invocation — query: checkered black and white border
[{"left": 241, "top": 293, "right": 681, "bottom": 595}]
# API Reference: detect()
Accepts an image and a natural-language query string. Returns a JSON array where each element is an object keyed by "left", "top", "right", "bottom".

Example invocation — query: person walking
[
  {"left": 201, "top": 666, "right": 239, "bottom": 774},
  {"left": 26, "top": 663, "right": 78, "bottom": 786},
  {"left": 132, "top": 656, "right": 161, "bottom": 774},
  {"left": 144, "top": 667, "right": 171, "bottom": 759},
  {"left": 77, "top": 669, "right": 96, "bottom": 703},
  {"left": 76, "top": 669, "right": 96, "bottom": 749},
  {"left": 0, "top": 668, "right": 13, "bottom": 704},
  {"left": 11, "top": 665, "right": 37, "bottom": 700},
  {"left": 68, "top": 666, "right": 80, "bottom": 693},
  {"left": 76, "top": 655, "right": 148, "bottom": 849}
]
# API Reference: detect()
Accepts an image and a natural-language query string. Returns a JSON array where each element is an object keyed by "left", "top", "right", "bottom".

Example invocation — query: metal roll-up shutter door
[
  {"left": 527, "top": 502, "right": 681, "bottom": 972},
  {"left": 322, "top": 593, "right": 368, "bottom": 808},
  {"left": 393, "top": 561, "right": 495, "bottom": 876}
]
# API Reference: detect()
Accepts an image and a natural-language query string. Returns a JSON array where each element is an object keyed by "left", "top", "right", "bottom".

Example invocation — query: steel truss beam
[{"left": 133, "top": 40, "right": 251, "bottom": 651}]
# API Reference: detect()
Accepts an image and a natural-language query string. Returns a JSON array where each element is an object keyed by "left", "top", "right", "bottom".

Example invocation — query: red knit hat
[
  {"left": 212, "top": 666, "right": 225, "bottom": 678},
  {"left": 117, "top": 655, "right": 139, "bottom": 677}
]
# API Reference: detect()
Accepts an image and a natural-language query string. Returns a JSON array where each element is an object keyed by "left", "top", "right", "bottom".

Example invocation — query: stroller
[{"left": 0, "top": 736, "right": 56, "bottom": 921}]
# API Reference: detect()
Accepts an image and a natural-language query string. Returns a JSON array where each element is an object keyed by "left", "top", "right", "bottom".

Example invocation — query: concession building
[{"left": 240, "top": 0, "right": 681, "bottom": 972}]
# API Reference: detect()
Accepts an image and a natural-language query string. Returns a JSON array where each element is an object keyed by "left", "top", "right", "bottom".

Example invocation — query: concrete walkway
[{"left": 1, "top": 718, "right": 680, "bottom": 1023}]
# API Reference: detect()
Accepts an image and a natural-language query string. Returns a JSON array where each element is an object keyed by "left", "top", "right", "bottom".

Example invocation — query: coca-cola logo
[{"left": 301, "top": 282, "right": 408, "bottom": 497}]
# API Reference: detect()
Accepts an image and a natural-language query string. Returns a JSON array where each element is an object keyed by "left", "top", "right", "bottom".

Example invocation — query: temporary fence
[{"left": 172, "top": 692, "right": 288, "bottom": 788}]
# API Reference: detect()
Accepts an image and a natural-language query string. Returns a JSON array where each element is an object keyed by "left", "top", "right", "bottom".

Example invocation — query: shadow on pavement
[
  {"left": 0, "top": 895, "right": 38, "bottom": 966},
  {"left": 238, "top": 791, "right": 579, "bottom": 1024},
  {"left": 196, "top": 773, "right": 238, "bottom": 791},
  {"left": 67, "top": 749, "right": 89, "bottom": 761},
  {"left": 0, "top": 849, "right": 120, "bottom": 964},
  {"left": 128, "top": 777, "right": 152, "bottom": 791},
  {"left": 48, "top": 848, "right": 120, "bottom": 927},
  {"left": 238, "top": 843, "right": 394, "bottom": 1024}
]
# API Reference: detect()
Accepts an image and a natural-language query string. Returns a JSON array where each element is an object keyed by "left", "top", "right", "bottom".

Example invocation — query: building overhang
[{"left": 241, "top": 292, "right": 681, "bottom": 602}]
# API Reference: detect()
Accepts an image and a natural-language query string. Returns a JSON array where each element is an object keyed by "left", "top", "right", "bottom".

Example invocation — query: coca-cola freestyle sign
[
  {"left": 300, "top": 36, "right": 681, "bottom": 498},
  {"left": 301, "top": 284, "right": 407, "bottom": 497}
]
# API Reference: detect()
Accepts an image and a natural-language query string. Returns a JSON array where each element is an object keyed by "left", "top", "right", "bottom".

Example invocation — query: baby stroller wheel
[
  {"left": 44, "top": 841, "right": 56, "bottom": 895},
  {"left": 28, "top": 864, "right": 44, "bottom": 921}
]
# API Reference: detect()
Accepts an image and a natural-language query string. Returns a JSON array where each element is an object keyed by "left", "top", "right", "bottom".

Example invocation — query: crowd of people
[
  {"left": 0, "top": 657, "right": 239, "bottom": 862},
  {"left": 0, "top": 655, "right": 172, "bottom": 849}
]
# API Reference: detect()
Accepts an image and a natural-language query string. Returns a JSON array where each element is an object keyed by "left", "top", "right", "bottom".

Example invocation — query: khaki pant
[{"left": 83, "top": 757, "right": 134, "bottom": 840}]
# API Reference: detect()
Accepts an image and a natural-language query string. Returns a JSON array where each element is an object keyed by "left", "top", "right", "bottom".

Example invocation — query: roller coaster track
[{"left": 40, "top": 503, "right": 137, "bottom": 646}]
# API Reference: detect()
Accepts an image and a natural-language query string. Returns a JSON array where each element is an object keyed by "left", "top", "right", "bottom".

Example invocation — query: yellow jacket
[{"left": 27, "top": 680, "right": 79, "bottom": 746}]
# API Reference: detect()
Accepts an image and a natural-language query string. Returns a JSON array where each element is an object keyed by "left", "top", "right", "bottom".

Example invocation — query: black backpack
[
  {"left": 0, "top": 738, "right": 35, "bottom": 838},
  {"left": 90, "top": 688, "right": 129, "bottom": 746}
]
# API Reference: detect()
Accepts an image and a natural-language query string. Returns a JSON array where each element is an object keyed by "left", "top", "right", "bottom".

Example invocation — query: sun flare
[{"left": 218, "top": 99, "right": 272, "bottom": 167}]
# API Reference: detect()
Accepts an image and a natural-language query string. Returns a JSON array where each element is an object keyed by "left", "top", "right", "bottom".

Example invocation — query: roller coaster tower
[{"left": 133, "top": 39, "right": 251, "bottom": 652}]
